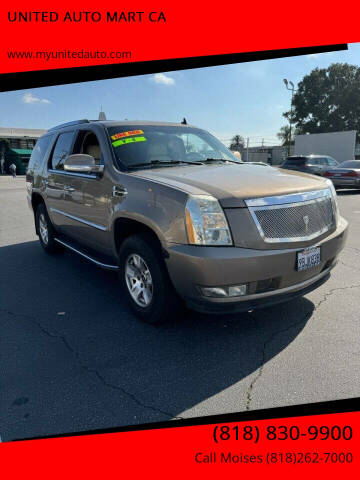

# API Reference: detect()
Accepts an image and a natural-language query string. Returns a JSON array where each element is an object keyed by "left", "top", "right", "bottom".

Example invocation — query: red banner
[
  {"left": 0, "top": 1, "right": 358, "bottom": 75},
  {"left": 1, "top": 411, "right": 359, "bottom": 478}
]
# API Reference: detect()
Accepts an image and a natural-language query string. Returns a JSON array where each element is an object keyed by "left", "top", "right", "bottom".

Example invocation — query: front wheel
[{"left": 118, "top": 233, "right": 182, "bottom": 324}]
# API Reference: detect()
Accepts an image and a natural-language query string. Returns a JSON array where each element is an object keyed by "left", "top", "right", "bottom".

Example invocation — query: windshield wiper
[
  {"left": 205, "top": 158, "right": 243, "bottom": 164},
  {"left": 127, "top": 159, "right": 204, "bottom": 169}
]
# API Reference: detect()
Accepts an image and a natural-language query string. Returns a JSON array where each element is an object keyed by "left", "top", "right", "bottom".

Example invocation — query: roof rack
[{"left": 47, "top": 119, "right": 90, "bottom": 132}]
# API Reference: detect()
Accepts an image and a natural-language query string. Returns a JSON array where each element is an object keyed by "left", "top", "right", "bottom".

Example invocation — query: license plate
[
  {"left": 334, "top": 173, "right": 342, "bottom": 177},
  {"left": 297, "top": 247, "right": 321, "bottom": 271}
]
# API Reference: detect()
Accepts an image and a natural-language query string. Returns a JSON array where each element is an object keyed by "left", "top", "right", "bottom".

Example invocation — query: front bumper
[{"left": 165, "top": 217, "right": 348, "bottom": 314}]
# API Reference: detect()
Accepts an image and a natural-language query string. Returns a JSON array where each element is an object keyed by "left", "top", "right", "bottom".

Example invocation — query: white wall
[{"left": 294, "top": 131, "right": 356, "bottom": 163}]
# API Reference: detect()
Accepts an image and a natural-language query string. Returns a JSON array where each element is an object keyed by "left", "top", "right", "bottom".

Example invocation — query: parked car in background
[
  {"left": 281, "top": 155, "right": 339, "bottom": 176},
  {"left": 323, "top": 160, "right": 360, "bottom": 189}
]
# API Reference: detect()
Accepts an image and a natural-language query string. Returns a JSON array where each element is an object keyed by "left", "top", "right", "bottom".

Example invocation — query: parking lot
[{"left": 1, "top": 175, "right": 360, "bottom": 441}]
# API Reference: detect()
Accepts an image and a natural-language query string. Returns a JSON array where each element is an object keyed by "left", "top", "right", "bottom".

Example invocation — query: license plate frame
[{"left": 297, "top": 246, "right": 321, "bottom": 272}]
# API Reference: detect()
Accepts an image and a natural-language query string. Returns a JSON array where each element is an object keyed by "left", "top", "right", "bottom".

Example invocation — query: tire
[
  {"left": 118, "top": 233, "right": 181, "bottom": 324},
  {"left": 35, "top": 203, "right": 62, "bottom": 254}
]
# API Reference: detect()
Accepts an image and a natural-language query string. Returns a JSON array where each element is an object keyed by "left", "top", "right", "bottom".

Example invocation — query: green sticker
[{"left": 112, "top": 136, "right": 147, "bottom": 147}]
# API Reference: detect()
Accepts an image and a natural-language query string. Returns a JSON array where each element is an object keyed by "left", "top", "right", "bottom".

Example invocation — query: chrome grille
[{"left": 245, "top": 189, "right": 335, "bottom": 243}]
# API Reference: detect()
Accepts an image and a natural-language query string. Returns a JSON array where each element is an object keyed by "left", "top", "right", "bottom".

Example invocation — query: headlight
[
  {"left": 185, "top": 195, "right": 232, "bottom": 245},
  {"left": 325, "top": 179, "right": 339, "bottom": 225}
]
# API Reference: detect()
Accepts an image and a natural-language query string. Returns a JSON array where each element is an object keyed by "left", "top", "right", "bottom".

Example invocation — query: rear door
[{"left": 45, "top": 130, "right": 76, "bottom": 233}]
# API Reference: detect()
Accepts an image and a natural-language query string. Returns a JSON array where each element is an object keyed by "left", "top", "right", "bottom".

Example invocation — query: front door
[{"left": 59, "top": 129, "right": 113, "bottom": 256}]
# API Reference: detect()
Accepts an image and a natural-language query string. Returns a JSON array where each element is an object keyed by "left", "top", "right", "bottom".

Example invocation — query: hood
[{"left": 131, "top": 163, "right": 329, "bottom": 208}]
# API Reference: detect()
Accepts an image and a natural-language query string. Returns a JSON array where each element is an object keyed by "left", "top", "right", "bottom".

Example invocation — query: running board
[{"left": 54, "top": 238, "right": 119, "bottom": 270}]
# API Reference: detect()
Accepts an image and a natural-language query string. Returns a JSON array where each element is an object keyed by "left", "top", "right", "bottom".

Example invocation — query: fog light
[{"left": 201, "top": 284, "right": 248, "bottom": 298}]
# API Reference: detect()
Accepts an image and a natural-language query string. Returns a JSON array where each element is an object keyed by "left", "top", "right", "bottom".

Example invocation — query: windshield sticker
[
  {"left": 111, "top": 130, "right": 144, "bottom": 141},
  {"left": 112, "top": 136, "right": 147, "bottom": 147}
]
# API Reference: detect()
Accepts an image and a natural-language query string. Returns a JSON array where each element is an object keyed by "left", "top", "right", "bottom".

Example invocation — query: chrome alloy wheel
[
  {"left": 39, "top": 213, "right": 49, "bottom": 245},
  {"left": 125, "top": 254, "right": 153, "bottom": 307}
]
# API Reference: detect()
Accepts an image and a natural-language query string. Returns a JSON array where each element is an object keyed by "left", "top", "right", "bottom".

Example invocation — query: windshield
[{"left": 106, "top": 125, "right": 241, "bottom": 169}]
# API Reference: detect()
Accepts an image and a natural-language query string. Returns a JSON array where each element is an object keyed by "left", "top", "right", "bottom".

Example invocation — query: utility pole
[
  {"left": 246, "top": 137, "right": 249, "bottom": 162},
  {"left": 283, "top": 79, "right": 296, "bottom": 156}
]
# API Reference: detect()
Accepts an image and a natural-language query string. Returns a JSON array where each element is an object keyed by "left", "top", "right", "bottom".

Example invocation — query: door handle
[
  {"left": 113, "top": 185, "right": 128, "bottom": 197},
  {"left": 63, "top": 185, "right": 75, "bottom": 192}
]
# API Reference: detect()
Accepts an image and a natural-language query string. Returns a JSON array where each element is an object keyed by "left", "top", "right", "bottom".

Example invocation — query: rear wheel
[
  {"left": 118, "top": 233, "right": 182, "bottom": 324},
  {"left": 35, "top": 203, "right": 62, "bottom": 254}
]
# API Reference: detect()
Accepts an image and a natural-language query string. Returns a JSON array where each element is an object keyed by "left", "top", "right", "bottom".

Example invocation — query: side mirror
[{"left": 64, "top": 154, "right": 104, "bottom": 174}]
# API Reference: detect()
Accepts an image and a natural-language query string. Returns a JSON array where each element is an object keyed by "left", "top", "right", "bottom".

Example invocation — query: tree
[
  {"left": 284, "top": 63, "right": 360, "bottom": 139},
  {"left": 277, "top": 125, "right": 299, "bottom": 146},
  {"left": 229, "top": 134, "right": 245, "bottom": 151}
]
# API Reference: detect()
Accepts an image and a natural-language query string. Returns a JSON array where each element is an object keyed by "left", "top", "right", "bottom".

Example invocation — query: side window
[
  {"left": 328, "top": 158, "right": 338, "bottom": 166},
  {"left": 308, "top": 158, "right": 318, "bottom": 165},
  {"left": 73, "top": 130, "right": 103, "bottom": 165},
  {"left": 318, "top": 157, "right": 327, "bottom": 165},
  {"left": 50, "top": 131, "right": 75, "bottom": 170},
  {"left": 28, "top": 135, "right": 54, "bottom": 171}
]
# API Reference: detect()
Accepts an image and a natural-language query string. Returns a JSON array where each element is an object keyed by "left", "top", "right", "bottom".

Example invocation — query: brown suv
[{"left": 26, "top": 120, "right": 348, "bottom": 323}]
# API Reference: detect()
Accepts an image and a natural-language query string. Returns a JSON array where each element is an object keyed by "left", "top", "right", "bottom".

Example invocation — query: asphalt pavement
[{"left": 1, "top": 175, "right": 360, "bottom": 441}]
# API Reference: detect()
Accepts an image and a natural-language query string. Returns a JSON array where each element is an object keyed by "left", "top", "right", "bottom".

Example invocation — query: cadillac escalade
[{"left": 26, "top": 120, "right": 348, "bottom": 323}]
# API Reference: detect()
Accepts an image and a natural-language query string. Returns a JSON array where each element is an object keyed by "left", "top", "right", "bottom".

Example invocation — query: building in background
[
  {"left": 232, "top": 130, "right": 359, "bottom": 166},
  {"left": 0, "top": 127, "right": 47, "bottom": 175},
  {"left": 294, "top": 131, "right": 356, "bottom": 163},
  {"left": 236, "top": 145, "right": 292, "bottom": 165}
]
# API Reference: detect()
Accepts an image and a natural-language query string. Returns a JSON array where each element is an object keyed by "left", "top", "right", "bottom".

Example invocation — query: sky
[{"left": 1, "top": 43, "right": 360, "bottom": 147}]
